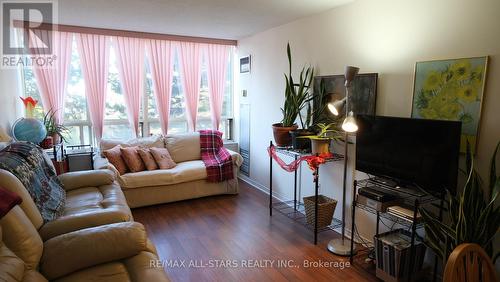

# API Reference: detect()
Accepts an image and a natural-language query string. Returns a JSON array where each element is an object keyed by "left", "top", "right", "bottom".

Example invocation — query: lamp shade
[
  {"left": 341, "top": 111, "right": 358, "bottom": 132},
  {"left": 344, "top": 66, "right": 360, "bottom": 86},
  {"left": 327, "top": 97, "right": 346, "bottom": 116}
]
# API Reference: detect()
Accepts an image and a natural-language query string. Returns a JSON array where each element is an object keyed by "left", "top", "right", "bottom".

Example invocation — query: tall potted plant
[
  {"left": 420, "top": 141, "right": 500, "bottom": 265},
  {"left": 272, "top": 43, "right": 314, "bottom": 147}
]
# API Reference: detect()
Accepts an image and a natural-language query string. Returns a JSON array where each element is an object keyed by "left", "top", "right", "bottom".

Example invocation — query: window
[
  {"left": 64, "top": 39, "right": 91, "bottom": 145},
  {"left": 21, "top": 67, "right": 44, "bottom": 120},
  {"left": 144, "top": 48, "right": 234, "bottom": 138},
  {"left": 21, "top": 35, "right": 234, "bottom": 145},
  {"left": 102, "top": 46, "right": 135, "bottom": 140}
]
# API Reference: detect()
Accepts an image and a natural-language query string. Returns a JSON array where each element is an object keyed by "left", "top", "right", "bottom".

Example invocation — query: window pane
[
  {"left": 65, "top": 38, "right": 88, "bottom": 121},
  {"left": 149, "top": 122, "right": 162, "bottom": 135},
  {"left": 106, "top": 46, "right": 128, "bottom": 120},
  {"left": 196, "top": 119, "right": 211, "bottom": 131},
  {"left": 102, "top": 124, "right": 134, "bottom": 140},
  {"left": 198, "top": 57, "right": 210, "bottom": 120},
  {"left": 22, "top": 67, "right": 45, "bottom": 119},
  {"left": 145, "top": 63, "right": 159, "bottom": 119},
  {"left": 83, "top": 126, "right": 91, "bottom": 145},
  {"left": 196, "top": 119, "right": 229, "bottom": 139},
  {"left": 65, "top": 126, "right": 81, "bottom": 145},
  {"left": 171, "top": 53, "right": 186, "bottom": 120},
  {"left": 168, "top": 121, "right": 187, "bottom": 134},
  {"left": 223, "top": 54, "right": 233, "bottom": 117}
]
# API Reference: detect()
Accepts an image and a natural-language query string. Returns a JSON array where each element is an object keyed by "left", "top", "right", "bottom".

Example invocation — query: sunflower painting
[{"left": 411, "top": 57, "right": 488, "bottom": 153}]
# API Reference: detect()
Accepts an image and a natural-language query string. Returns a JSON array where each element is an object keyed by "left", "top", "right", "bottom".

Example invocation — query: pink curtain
[
  {"left": 114, "top": 36, "right": 145, "bottom": 137},
  {"left": 145, "top": 39, "right": 173, "bottom": 135},
  {"left": 29, "top": 30, "right": 72, "bottom": 123},
  {"left": 206, "top": 44, "right": 230, "bottom": 130},
  {"left": 178, "top": 42, "right": 202, "bottom": 131},
  {"left": 75, "top": 33, "right": 110, "bottom": 141}
]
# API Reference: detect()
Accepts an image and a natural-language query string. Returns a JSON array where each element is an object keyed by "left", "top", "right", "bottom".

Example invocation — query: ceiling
[{"left": 57, "top": 0, "right": 353, "bottom": 40}]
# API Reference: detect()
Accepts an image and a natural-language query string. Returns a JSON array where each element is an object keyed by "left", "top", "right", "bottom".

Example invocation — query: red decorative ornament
[
  {"left": 267, "top": 145, "right": 334, "bottom": 177},
  {"left": 20, "top": 96, "right": 38, "bottom": 118}
]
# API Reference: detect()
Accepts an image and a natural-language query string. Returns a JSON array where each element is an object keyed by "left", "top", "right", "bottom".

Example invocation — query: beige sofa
[
  {"left": 96, "top": 133, "right": 243, "bottom": 208},
  {"left": 0, "top": 205, "right": 169, "bottom": 282}
]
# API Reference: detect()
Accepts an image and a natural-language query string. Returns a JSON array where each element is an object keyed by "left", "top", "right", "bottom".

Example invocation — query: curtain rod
[{"left": 13, "top": 20, "right": 237, "bottom": 46}]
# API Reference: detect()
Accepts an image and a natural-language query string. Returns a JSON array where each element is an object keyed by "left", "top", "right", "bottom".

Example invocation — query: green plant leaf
[
  {"left": 466, "top": 141, "right": 473, "bottom": 176},
  {"left": 280, "top": 44, "right": 314, "bottom": 128},
  {"left": 489, "top": 141, "right": 500, "bottom": 201},
  {"left": 421, "top": 139, "right": 500, "bottom": 262}
]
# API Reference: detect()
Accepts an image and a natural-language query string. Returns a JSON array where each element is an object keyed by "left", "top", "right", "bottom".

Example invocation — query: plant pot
[
  {"left": 303, "top": 195, "right": 337, "bottom": 228},
  {"left": 51, "top": 134, "right": 61, "bottom": 145},
  {"left": 290, "top": 129, "right": 313, "bottom": 151},
  {"left": 272, "top": 123, "right": 298, "bottom": 147},
  {"left": 311, "top": 138, "right": 331, "bottom": 155},
  {"left": 40, "top": 136, "right": 54, "bottom": 149}
]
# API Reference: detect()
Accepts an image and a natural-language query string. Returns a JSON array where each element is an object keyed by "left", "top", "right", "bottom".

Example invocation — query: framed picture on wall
[
  {"left": 411, "top": 56, "right": 488, "bottom": 153},
  {"left": 312, "top": 73, "right": 378, "bottom": 124},
  {"left": 240, "top": 55, "right": 251, "bottom": 73}
]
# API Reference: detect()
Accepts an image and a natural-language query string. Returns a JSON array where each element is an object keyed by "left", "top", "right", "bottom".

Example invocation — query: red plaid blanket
[{"left": 199, "top": 130, "right": 234, "bottom": 182}]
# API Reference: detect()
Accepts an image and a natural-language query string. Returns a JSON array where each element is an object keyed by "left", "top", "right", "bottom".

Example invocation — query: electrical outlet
[{"left": 242, "top": 90, "right": 247, "bottom": 97}]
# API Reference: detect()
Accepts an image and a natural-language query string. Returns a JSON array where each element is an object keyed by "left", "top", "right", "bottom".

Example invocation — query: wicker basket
[{"left": 303, "top": 195, "right": 337, "bottom": 228}]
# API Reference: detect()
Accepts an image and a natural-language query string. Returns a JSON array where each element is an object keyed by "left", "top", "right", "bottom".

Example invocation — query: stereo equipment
[
  {"left": 358, "top": 186, "right": 399, "bottom": 202},
  {"left": 356, "top": 194, "right": 400, "bottom": 212},
  {"left": 386, "top": 206, "right": 422, "bottom": 222}
]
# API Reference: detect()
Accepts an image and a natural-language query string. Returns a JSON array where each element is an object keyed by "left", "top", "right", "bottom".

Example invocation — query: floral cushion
[
  {"left": 103, "top": 145, "right": 128, "bottom": 175},
  {"left": 137, "top": 148, "right": 158, "bottom": 171},
  {"left": 150, "top": 147, "right": 176, "bottom": 169},
  {"left": 120, "top": 147, "right": 146, "bottom": 173}
]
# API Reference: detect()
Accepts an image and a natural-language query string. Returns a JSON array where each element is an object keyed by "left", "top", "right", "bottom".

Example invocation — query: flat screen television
[{"left": 356, "top": 115, "right": 461, "bottom": 196}]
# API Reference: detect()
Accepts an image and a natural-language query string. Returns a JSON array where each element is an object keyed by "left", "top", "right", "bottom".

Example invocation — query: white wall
[
  {"left": 0, "top": 68, "right": 22, "bottom": 141},
  {"left": 238, "top": 0, "right": 500, "bottom": 243}
]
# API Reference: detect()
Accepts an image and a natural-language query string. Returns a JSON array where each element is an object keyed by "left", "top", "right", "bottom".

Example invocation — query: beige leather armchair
[
  {"left": 0, "top": 169, "right": 133, "bottom": 240},
  {"left": 0, "top": 206, "right": 169, "bottom": 282}
]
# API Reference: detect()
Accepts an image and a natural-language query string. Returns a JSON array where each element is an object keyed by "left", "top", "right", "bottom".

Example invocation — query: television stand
[{"left": 350, "top": 179, "right": 444, "bottom": 281}]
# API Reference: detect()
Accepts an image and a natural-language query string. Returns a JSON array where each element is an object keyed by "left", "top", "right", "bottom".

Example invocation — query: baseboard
[
  {"left": 238, "top": 175, "right": 373, "bottom": 247},
  {"left": 238, "top": 174, "right": 289, "bottom": 202}
]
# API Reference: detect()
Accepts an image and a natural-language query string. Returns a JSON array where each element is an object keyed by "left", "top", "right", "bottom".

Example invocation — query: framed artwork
[
  {"left": 240, "top": 55, "right": 251, "bottom": 73},
  {"left": 411, "top": 57, "right": 488, "bottom": 153},
  {"left": 312, "top": 73, "right": 378, "bottom": 124}
]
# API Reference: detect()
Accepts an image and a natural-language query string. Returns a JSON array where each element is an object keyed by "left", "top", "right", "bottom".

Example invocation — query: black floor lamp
[{"left": 327, "top": 66, "right": 359, "bottom": 256}]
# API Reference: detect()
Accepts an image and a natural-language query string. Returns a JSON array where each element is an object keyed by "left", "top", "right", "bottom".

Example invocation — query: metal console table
[{"left": 268, "top": 141, "right": 344, "bottom": 244}]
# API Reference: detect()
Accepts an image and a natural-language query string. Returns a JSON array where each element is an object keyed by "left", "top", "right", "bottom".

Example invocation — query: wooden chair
[{"left": 443, "top": 243, "right": 497, "bottom": 282}]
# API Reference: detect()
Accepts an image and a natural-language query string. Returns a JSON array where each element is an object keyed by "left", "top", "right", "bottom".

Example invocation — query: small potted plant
[
  {"left": 291, "top": 79, "right": 334, "bottom": 151},
  {"left": 272, "top": 43, "right": 314, "bottom": 147},
  {"left": 307, "top": 123, "right": 342, "bottom": 154},
  {"left": 41, "top": 109, "right": 69, "bottom": 147}
]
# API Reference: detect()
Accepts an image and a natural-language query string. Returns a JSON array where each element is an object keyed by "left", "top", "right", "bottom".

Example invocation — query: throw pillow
[
  {"left": 120, "top": 147, "right": 146, "bottom": 173},
  {"left": 103, "top": 145, "right": 128, "bottom": 175},
  {"left": 150, "top": 147, "right": 176, "bottom": 169},
  {"left": 99, "top": 135, "right": 164, "bottom": 157},
  {"left": 137, "top": 148, "right": 158, "bottom": 171},
  {"left": 0, "top": 186, "right": 22, "bottom": 218}
]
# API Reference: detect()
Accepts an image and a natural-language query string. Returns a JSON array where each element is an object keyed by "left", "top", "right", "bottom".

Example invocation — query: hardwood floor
[{"left": 132, "top": 180, "right": 377, "bottom": 282}]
